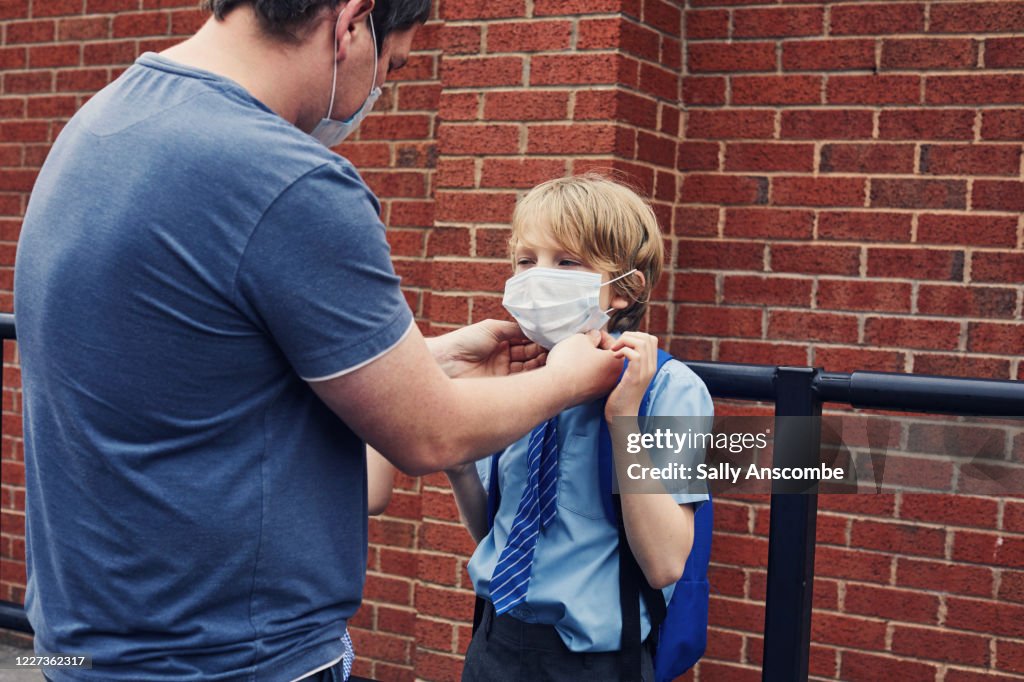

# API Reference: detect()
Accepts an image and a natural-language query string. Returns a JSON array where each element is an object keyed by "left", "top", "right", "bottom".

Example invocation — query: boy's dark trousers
[
  {"left": 45, "top": 661, "right": 374, "bottom": 682},
  {"left": 463, "top": 601, "right": 655, "bottom": 682}
]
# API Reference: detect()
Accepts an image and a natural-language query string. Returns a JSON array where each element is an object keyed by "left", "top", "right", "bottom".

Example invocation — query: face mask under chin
[{"left": 310, "top": 14, "right": 380, "bottom": 147}]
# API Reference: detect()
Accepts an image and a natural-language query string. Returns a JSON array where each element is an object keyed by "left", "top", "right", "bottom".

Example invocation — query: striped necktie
[{"left": 489, "top": 418, "right": 559, "bottom": 615}]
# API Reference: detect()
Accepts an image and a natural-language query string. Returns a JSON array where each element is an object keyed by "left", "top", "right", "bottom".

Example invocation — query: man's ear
[
  {"left": 611, "top": 271, "right": 646, "bottom": 310},
  {"left": 333, "top": 0, "right": 375, "bottom": 61}
]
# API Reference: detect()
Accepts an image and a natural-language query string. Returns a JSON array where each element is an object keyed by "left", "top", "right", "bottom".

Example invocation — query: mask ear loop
[
  {"left": 604, "top": 268, "right": 638, "bottom": 286},
  {"left": 600, "top": 268, "right": 639, "bottom": 314},
  {"left": 324, "top": 12, "right": 342, "bottom": 119},
  {"left": 616, "top": 242, "right": 652, "bottom": 306},
  {"left": 367, "top": 13, "right": 379, "bottom": 95}
]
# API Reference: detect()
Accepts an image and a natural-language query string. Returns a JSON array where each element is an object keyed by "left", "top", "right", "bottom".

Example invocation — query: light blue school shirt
[{"left": 469, "top": 359, "right": 712, "bottom": 652}]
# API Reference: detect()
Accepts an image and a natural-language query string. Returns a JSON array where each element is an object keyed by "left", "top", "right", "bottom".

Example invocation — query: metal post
[
  {"left": 0, "top": 600, "right": 31, "bottom": 633},
  {"left": 762, "top": 367, "right": 822, "bottom": 682},
  {"left": 0, "top": 317, "right": 27, "bottom": 633}
]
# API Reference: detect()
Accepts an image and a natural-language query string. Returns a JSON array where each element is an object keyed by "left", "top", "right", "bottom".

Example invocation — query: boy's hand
[{"left": 604, "top": 332, "right": 659, "bottom": 419}]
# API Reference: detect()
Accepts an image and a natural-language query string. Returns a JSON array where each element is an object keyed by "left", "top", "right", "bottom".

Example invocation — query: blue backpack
[{"left": 474, "top": 349, "right": 713, "bottom": 682}]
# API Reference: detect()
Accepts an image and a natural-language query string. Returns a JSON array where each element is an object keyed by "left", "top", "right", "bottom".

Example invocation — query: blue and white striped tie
[
  {"left": 341, "top": 630, "right": 353, "bottom": 680},
  {"left": 489, "top": 418, "right": 559, "bottom": 615}
]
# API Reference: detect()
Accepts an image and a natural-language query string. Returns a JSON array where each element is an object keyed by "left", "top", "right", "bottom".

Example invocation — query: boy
[{"left": 446, "top": 174, "right": 712, "bottom": 681}]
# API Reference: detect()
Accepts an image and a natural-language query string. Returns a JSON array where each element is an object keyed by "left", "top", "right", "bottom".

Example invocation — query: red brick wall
[{"left": 2, "top": 0, "right": 1024, "bottom": 680}]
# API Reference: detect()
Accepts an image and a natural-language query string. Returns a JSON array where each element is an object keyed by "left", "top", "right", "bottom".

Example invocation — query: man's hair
[
  {"left": 370, "top": 0, "right": 431, "bottom": 51},
  {"left": 204, "top": 0, "right": 431, "bottom": 48},
  {"left": 509, "top": 173, "right": 665, "bottom": 333}
]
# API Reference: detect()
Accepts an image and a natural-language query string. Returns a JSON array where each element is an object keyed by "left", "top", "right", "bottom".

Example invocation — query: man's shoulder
[{"left": 80, "top": 55, "right": 364, "bottom": 200}]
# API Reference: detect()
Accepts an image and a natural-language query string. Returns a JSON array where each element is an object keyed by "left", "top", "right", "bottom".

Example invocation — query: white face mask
[
  {"left": 311, "top": 13, "right": 382, "bottom": 148},
  {"left": 502, "top": 267, "right": 638, "bottom": 350}
]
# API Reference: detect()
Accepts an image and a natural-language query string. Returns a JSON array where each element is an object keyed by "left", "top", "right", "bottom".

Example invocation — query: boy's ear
[
  {"left": 333, "top": 0, "right": 375, "bottom": 61},
  {"left": 610, "top": 271, "right": 646, "bottom": 310}
]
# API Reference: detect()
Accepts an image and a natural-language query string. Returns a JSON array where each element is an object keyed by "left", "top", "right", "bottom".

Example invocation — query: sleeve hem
[{"left": 301, "top": 315, "right": 415, "bottom": 383}]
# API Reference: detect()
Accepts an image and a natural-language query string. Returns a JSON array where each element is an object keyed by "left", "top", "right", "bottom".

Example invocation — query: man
[{"left": 13, "top": 1, "right": 622, "bottom": 680}]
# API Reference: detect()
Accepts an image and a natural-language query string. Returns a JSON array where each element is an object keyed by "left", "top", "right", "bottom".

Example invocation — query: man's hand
[
  {"left": 427, "top": 320, "right": 547, "bottom": 378},
  {"left": 546, "top": 330, "right": 624, "bottom": 406}
]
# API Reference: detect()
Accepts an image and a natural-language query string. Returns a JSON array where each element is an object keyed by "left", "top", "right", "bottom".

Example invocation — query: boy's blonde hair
[{"left": 509, "top": 173, "right": 664, "bottom": 333}]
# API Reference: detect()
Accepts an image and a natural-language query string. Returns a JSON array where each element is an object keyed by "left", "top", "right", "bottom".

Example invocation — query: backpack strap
[
  {"left": 472, "top": 451, "right": 503, "bottom": 635},
  {"left": 485, "top": 451, "right": 502, "bottom": 528},
  {"left": 617, "top": 495, "right": 645, "bottom": 682},
  {"left": 617, "top": 494, "right": 672, "bottom": 681},
  {"left": 604, "top": 349, "right": 674, "bottom": 681}
]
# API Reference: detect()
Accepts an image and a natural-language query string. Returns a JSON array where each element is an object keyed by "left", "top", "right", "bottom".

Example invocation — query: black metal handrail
[
  {"left": 0, "top": 312, "right": 1022, "bottom": 680},
  {"left": 688, "top": 360, "right": 1024, "bottom": 416},
  {"left": 688, "top": 358, "right": 1023, "bottom": 680}
]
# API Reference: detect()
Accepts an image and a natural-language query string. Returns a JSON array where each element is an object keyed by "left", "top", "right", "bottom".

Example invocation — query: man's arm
[
  {"left": 310, "top": 323, "right": 621, "bottom": 476},
  {"left": 366, "top": 446, "right": 395, "bottom": 515}
]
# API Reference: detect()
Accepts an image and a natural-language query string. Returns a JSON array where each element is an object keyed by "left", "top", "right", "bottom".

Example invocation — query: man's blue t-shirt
[{"left": 13, "top": 53, "right": 413, "bottom": 681}]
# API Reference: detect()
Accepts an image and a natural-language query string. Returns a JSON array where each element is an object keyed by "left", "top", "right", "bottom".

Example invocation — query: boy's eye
[
  {"left": 516, "top": 258, "right": 535, "bottom": 266},
  {"left": 559, "top": 259, "right": 582, "bottom": 267}
]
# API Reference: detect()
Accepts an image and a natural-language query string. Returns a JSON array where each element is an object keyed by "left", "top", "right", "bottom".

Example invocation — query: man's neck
[{"left": 160, "top": 7, "right": 328, "bottom": 130}]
